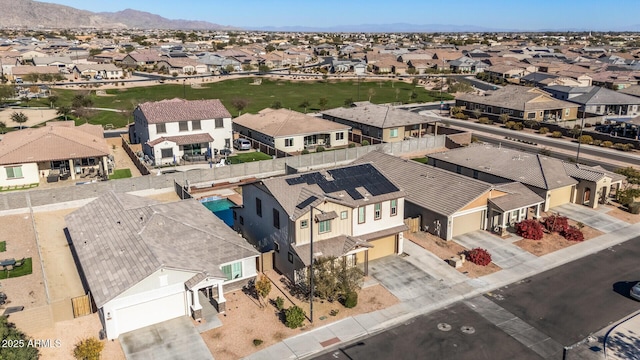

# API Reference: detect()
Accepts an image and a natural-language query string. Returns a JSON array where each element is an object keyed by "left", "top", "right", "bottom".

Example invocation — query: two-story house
[
  {"left": 131, "top": 98, "right": 233, "bottom": 166},
  {"left": 235, "top": 163, "right": 407, "bottom": 283}
]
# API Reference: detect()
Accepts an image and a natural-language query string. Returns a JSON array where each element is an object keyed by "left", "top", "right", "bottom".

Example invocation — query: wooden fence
[{"left": 71, "top": 294, "right": 92, "bottom": 318}]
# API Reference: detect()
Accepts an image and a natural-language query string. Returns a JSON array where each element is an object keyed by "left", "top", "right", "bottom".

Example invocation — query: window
[
  {"left": 273, "top": 209, "right": 280, "bottom": 229},
  {"left": 239, "top": 216, "right": 244, "bottom": 225},
  {"left": 192, "top": 120, "right": 201, "bottom": 130},
  {"left": 274, "top": 242, "right": 280, "bottom": 252},
  {"left": 233, "top": 210, "right": 237, "bottom": 220},
  {"left": 374, "top": 203, "right": 382, "bottom": 220},
  {"left": 473, "top": 170, "right": 479, "bottom": 179},
  {"left": 5, "top": 166, "right": 22, "bottom": 179},
  {"left": 358, "top": 207, "right": 366, "bottom": 224},
  {"left": 256, "top": 198, "right": 262, "bottom": 217},
  {"left": 156, "top": 123, "right": 166, "bottom": 134},
  {"left": 300, "top": 219, "right": 308, "bottom": 228},
  {"left": 160, "top": 148, "right": 173, "bottom": 158},
  {"left": 221, "top": 262, "right": 243, "bottom": 281},
  {"left": 390, "top": 199, "right": 397, "bottom": 216},
  {"left": 565, "top": 108, "right": 570, "bottom": 116},
  {"left": 389, "top": 128, "right": 398, "bottom": 138},
  {"left": 215, "top": 118, "right": 224, "bottom": 128},
  {"left": 456, "top": 165, "right": 462, "bottom": 174},
  {"left": 318, "top": 219, "right": 331, "bottom": 233},
  {"left": 179, "top": 121, "right": 188, "bottom": 132},
  {"left": 288, "top": 252, "right": 293, "bottom": 263},
  {"left": 527, "top": 112, "right": 535, "bottom": 119},
  {"left": 336, "top": 132, "right": 344, "bottom": 141},
  {"left": 340, "top": 211, "right": 348, "bottom": 220},
  {"left": 285, "top": 138, "right": 294, "bottom": 147}
]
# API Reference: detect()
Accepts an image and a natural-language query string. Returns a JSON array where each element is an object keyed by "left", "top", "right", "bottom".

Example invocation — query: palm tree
[
  {"left": 57, "top": 106, "right": 72, "bottom": 121},
  {"left": 10, "top": 111, "right": 28, "bottom": 129}
]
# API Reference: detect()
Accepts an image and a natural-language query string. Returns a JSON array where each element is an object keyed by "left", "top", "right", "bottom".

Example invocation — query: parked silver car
[
  {"left": 631, "top": 282, "right": 640, "bottom": 301},
  {"left": 233, "top": 138, "right": 251, "bottom": 150}
]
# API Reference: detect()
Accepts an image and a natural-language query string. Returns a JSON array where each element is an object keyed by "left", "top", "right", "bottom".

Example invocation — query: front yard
[{"left": 513, "top": 215, "right": 603, "bottom": 256}]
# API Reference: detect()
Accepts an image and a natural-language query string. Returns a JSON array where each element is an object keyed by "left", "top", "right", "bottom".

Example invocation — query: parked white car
[
  {"left": 233, "top": 138, "right": 251, "bottom": 150},
  {"left": 631, "top": 282, "right": 640, "bottom": 301}
]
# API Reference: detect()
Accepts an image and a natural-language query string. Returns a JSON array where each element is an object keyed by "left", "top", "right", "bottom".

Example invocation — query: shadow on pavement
[{"left": 612, "top": 281, "right": 637, "bottom": 299}]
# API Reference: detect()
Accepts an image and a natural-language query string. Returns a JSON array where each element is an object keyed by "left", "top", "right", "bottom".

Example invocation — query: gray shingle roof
[
  {"left": 429, "top": 145, "right": 578, "bottom": 190},
  {"left": 545, "top": 85, "right": 640, "bottom": 105},
  {"left": 136, "top": 98, "right": 231, "bottom": 124},
  {"left": 65, "top": 192, "right": 258, "bottom": 308},
  {"left": 354, "top": 151, "right": 494, "bottom": 216},
  {"left": 322, "top": 102, "right": 439, "bottom": 129}
]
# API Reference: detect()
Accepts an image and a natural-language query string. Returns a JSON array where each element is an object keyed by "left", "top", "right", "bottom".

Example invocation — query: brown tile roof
[
  {"left": 233, "top": 108, "right": 350, "bottom": 138},
  {"left": 0, "top": 122, "right": 109, "bottom": 166},
  {"left": 147, "top": 133, "right": 214, "bottom": 147},
  {"left": 456, "top": 85, "right": 579, "bottom": 112},
  {"left": 136, "top": 98, "right": 231, "bottom": 124}
]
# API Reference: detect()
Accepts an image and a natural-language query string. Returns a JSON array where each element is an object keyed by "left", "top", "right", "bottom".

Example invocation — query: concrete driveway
[
  {"left": 552, "top": 203, "right": 629, "bottom": 233},
  {"left": 454, "top": 230, "right": 537, "bottom": 269},
  {"left": 119, "top": 316, "right": 213, "bottom": 360}
]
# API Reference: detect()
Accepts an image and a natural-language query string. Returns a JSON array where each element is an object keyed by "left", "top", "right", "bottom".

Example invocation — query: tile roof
[
  {"left": 136, "top": 98, "right": 231, "bottom": 124},
  {"left": 322, "top": 102, "right": 439, "bottom": 129},
  {"left": 489, "top": 183, "right": 545, "bottom": 212},
  {"left": 233, "top": 108, "right": 350, "bottom": 138},
  {"left": 65, "top": 192, "right": 258, "bottom": 308},
  {"left": 429, "top": 145, "right": 578, "bottom": 190},
  {"left": 354, "top": 151, "right": 495, "bottom": 216},
  {"left": 0, "top": 122, "right": 109, "bottom": 166},
  {"left": 147, "top": 133, "right": 214, "bottom": 147},
  {"left": 295, "top": 235, "right": 373, "bottom": 266},
  {"left": 563, "top": 163, "right": 625, "bottom": 183},
  {"left": 545, "top": 85, "right": 640, "bottom": 106},
  {"left": 457, "top": 85, "right": 579, "bottom": 112}
]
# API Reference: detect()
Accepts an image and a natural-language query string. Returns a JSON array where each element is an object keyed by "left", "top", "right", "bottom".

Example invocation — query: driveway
[
  {"left": 552, "top": 203, "right": 629, "bottom": 233},
  {"left": 454, "top": 231, "right": 537, "bottom": 269},
  {"left": 119, "top": 317, "right": 213, "bottom": 360}
]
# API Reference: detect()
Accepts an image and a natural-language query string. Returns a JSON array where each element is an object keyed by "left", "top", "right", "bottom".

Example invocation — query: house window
[
  {"left": 336, "top": 132, "right": 344, "bottom": 141},
  {"left": 239, "top": 216, "right": 244, "bottom": 225},
  {"left": 221, "top": 262, "right": 243, "bottom": 281},
  {"left": 389, "top": 128, "right": 399, "bottom": 138},
  {"left": 215, "top": 118, "right": 224, "bottom": 128},
  {"left": 160, "top": 148, "right": 173, "bottom": 158},
  {"left": 5, "top": 166, "right": 23, "bottom": 179},
  {"left": 288, "top": 252, "right": 293, "bottom": 263},
  {"left": 274, "top": 242, "right": 280, "bottom": 252},
  {"left": 156, "top": 123, "right": 166, "bottom": 134},
  {"left": 473, "top": 170, "right": 479, "bottom": 179},
  {"left": 318, "top": 219, "right": 331, "bottom": 233},
  {"left": 340, "top": 211, "right": 348, "bottom": 220},
  {"left": 374, "top": 203, "right": 382, "bottom": 220},
  {"left": 301, "top": 219, "right": 308, "bottom": 228},
  {"left": 285, "top": 138, "right": 294, "bottom": 147},
  {"left": 256, "top": 198, "right": 262, "bottom": 217},
  {"left": 527, "top": 112, "right": 535, "bottom": 119},
  {"left": 390, "top": 199, "right": 397, "bottom": 216},
  {"left": 358, "top": 207, "right": 366, "bottom": 224},
  {"left": 273, "top": 209, "right": 280, "bottom": 229},
  {"left": 456, "top": 165, "right": 462, "bottom": 174},
  {"left": 233, "top": 210, "right": 237, "bottom": 220},
  {"left": 179, "top": 121, "right": 188, "bottom": 132},
  {"left": 192, "top": 120, "right": 201, "bottom": 130}
]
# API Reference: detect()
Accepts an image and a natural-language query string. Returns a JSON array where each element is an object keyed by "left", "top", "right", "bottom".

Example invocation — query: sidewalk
[
  {"left": 244, "top": 222, "right": 640, "bottom": 360},
  {"left": 567, "top": 310, "right": 640, "bottom": 360}
]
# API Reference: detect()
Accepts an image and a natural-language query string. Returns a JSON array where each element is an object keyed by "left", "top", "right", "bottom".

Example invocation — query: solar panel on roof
[{"left": 296, "top": 196, "right": 318, "bottom": 209}]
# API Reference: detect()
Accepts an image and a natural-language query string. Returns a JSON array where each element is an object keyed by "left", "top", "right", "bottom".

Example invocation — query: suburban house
[
  {"left": 131, "top": 98, "right": 233, "bottom": 165},
  {"left": 65, "top": 191, "right": 259, "bottom": 340},
  {"left": 0, "top": 122, "right": 110, "bottom": 187},
  {"left": 156, "top": 57, "right": 207, "bottom": 74},
  {"left": 232, "top": 108, "right": 351, "bottom": 153},
  {"left": 71, "top": 64, "right": 124, "bottom": 79},
  {"left": 448, "top": 56, "right": 488, "bottom": 73},
  {"left": 121, "top": 50, "right": 165, "bottom": 68},
  {"left": 235, "top": 163, "right": 407, "bottom": 282},
  {"left": 428, "top": 145, "right": 622, "bottom": 210},
  {"left": 31, "top": 56, "right": 73, "bottom": 69},
  {"left": 322, "top": 102, "right": 438, "bottom": 143},
  {"left": 8, "top": 65, "right": 60, "bottom": 82},
  {"left": 455, "top": 86, "right": 579, "bottom": 122},
  {"left": 355, "top": 151, "right": 545, "bottom": 239},
  {"left": 543, "top": 85, "right": 640, "bottom": 117}
]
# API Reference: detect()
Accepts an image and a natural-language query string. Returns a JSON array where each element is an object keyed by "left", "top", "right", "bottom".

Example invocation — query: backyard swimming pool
[{"left": 201, "top": 197, "right": 234, "bottom": 227}]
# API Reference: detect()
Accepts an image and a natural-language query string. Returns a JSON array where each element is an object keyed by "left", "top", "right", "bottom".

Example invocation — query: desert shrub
[
  {"left": 466, "top": 247, "right": 492, "bottom": 266},
  {"left": 253, "top": 339, "right": 263, "bottom": 346},
  {"left": 614, "top": 143, "right": 632, "bottom": 151},
  {"left": 342, "top": 291, "right": 358, "bottom": 308},
  {"left": 578, "top": 135, "right": 593, "bottom": 144},
  {"left": 348, "top": 143, "right": 356, "bottom": 148},
  {"left": 626, "top": 143, "right": 635, "bottom": 150},
  {"left": 562, "top": 226, "right": 584, "bottom": 242},
  {"left": 538, "top": 127, "right": 549, "bottom": 134},
  {"left": 361, "top": 140, "right": 370, "bottom": 146},
  {"left": 274, "top": 296, "right": 284, "bottom": 311},
  {"left": 593, "top": 139, "right": 602, "bottom": 146},
  {"left": 285, "top": 305, "right": 306, "bottom": 329},
  {"left": 505, "top": 121, "right": 516, "bottom": 129},
  {"left": 301, "top": 149, "right": 310, "bottom": 155},
  {"left": 478, "top": 117, "right": 492, "bottom": 124},
  {"left": 512, "top": 122, "right": 524, "bottom": 130},
  {"left": 541, "top": 215, "right": 569, "bottom": 233},
  {"left": 515, "top": 219, "right": 544, "bottom": 240},
  {"left": 330, "top": 309, "right": 340, "bottom": 316},
  {"left": 602, "top": 141, "right": 613, "bottom": 148},
  {"left": 453, "top": 112, "right": 469, "bottom": 120},
  {"left": 73, "top": 337, "right": 104, "bottom": 360},
  {"left": 316, "top": 146, "right": 325, "bottom": 152},
  {"left": 450, "top": 106, "right": 462, "bottom": 115},
  {"left": 551, "top": 131, "right": 563, "bottom": 138}
]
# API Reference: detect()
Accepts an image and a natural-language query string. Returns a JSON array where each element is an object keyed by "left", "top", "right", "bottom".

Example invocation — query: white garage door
[{"left": 116, "top": 292, "right": 186, "bottom": 335}]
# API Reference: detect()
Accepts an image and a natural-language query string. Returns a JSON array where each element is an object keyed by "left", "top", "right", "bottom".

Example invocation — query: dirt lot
[
  {"left": 105, "top": 137, "right": 142, "bottom": 177},
  {"left": 0, "top": 108, "right": 58, "bottom": 128},
  {"left": 403, "top": 231, "right": 501, "bottom": 278},
  {"left": 203, "top": 270, "right": 398, "bottom": 360},
  {"left": 603, "top": 204, "right": 640, "bottom": 224}
]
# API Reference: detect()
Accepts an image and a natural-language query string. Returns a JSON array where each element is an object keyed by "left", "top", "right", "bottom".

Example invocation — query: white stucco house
[
  {"left": 65, "top": 191, "right": 259, "bottom": 340},
  {"left": 131, "top": 98, "right": 233, "bottom": 166}
]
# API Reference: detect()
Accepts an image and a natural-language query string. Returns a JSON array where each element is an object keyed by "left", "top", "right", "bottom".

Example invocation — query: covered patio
[{"left": 487, "top": 183, "right": 545, "bottom": 237}]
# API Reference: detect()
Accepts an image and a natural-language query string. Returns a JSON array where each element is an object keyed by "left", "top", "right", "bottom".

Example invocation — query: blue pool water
[{"left": 201, "top": 198, "right": 234, "bottom": 227}]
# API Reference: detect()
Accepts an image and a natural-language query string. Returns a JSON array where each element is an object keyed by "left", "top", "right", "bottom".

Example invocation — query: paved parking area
[
  {"left": 552, "top": 203, "right": 629, "bottom": 233},
  {"left": 119, "top": 317, "right": 213, "bottom": 360},
  {"left": 453, "top": 231, "right": 537, "bottom": 269}
]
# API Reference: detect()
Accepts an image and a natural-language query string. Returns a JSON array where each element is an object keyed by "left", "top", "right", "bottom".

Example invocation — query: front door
[{"left": 583, "top": 188, "right": 591, "bottom": 205}]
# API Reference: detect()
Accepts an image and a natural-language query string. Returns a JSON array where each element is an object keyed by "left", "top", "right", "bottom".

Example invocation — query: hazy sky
[{"left": 41, "top": 0, "right": 639, "bottom": 30}]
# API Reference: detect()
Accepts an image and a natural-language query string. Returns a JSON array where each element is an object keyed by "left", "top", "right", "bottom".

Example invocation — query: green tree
[
  {"left": 499, "top": 113, "right": 510, "bottom": 123},
  {"left": 271, "top": 101, "right": 282, "bottom": 109},
  {"left": 224, "top": 64, "right": 235, "bottom": 74},
  {"left": 367, "top": 88, "right": 376, "bottom": 102},
  {"left": 72, "top": 94, "right": 93, "bottom": 109},
  {"left": 318, "top": 97, "right": 329, "bottom": 110},
  {"left": 299, "top": 100, "right": 310, "bottom": 113},
  {"left": 23, "top": 73, "right": 40, "bottom": 83},
  {"left": 57, "top": 105, "right": 72, "bottom": 120},
  {"left": 48, "top": 94, "right": 59, "bottom": 107},
  {"left": 254, "top": 274, "right": 272, "bottom": 308},
  {"left": 73, "top": 337, "right": 104, "bottom": 360},
  {"left": 285, "top": 306, "right": 306, "bottom": 329},
  {"left": 472, "top": 109, "right": 482, "bottom": 119},
  {"left": 258, "top": 65, "right": 271, "bottom": 74},
  {"left": 569, "top": 125, "right": 582, "bottom": 138},
  {"left": 10, "top": 111, "right": 28, "bottom": 129},
  {"left": 265, "top": 44, "right": 276, "bottom": 52},
  {"left": 524, "top": 119, "right": 538, "bottom": 129},
  {"left": 343, "top": 98, "right": 354, "bottom": 107},
  {"left": 0, "top": 121, "right": 6, "bottom": 134},
  {"left": 231, "top": 98, "right": 249, "bottom": 116},
  {"left": 0, "top": 317, "right": 39, "bottom": 359},
  {"left": 0, "top": 84, "right": 15, "bottom": 103}
]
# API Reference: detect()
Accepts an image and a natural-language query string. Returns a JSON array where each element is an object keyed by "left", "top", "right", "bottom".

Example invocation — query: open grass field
[{"left": 25, "top": 78, "right": 453, "bottom": 128}]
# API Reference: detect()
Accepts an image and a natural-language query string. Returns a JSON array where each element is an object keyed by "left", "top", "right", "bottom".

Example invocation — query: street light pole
[
  {"left": 182, "top": 79, "right": 186, "bottom": 99},
  {"left": 576, "top": 115, "right": 585, "bottom": 164}
]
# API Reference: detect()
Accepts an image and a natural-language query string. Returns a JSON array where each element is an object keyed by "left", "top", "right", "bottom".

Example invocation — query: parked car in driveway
[
  {"left": 631, "top": 282, "right": 640, "bottom": 301},
  {"left": 233, "top": 138, "right": 251, "bottom": 150}
]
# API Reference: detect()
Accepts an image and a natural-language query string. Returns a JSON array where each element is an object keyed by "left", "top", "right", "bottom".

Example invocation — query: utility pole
[{"left": 576, "top": 115, "right": 585, "bottom": 163}]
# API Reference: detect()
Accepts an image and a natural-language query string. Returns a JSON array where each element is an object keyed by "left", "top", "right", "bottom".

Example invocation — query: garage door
[
  {"left": 356, "top": 235, "right": 397, "bottom": 263},
  {"left": 547, "top": 186, "right": 573, "bottom": 209},
  {"left": 452, "top": 210, "right": 484, "bottom": 238},
  {"left": 116, "top": 292, "right": 186, "bottom": 336}
]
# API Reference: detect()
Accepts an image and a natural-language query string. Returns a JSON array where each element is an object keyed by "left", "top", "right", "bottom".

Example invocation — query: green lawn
[
  {"left": 0, "top": 241, "right": 5, "bottom": 252},
  {"left": 0, "top": 258, "right": 32, "bottom": 279},
  {"left": 411, "top": 157, "right": 429, "bottom": 164},
  {"left": 109, "top": 168, "right": 132, "bottom": 179},
  {"left": 227, "top": 151, "right": 273, "bottom": 164}
]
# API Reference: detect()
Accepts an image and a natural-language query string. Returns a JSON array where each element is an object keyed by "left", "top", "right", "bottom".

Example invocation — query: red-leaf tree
[
  {"left": 541, "top": 215, "right": 569, "bottom": 233},
  {"left": 515, "top": 219, "right": 544, "bottom": 240},
  {"left": 466, "top": 248, "right": 492, "bottom": 266}
]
